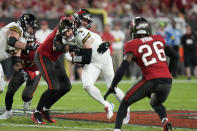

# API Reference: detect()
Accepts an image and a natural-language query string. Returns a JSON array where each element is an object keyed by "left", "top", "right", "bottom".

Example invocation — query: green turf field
[{"left": 0, "top": 80, "right": 197, "bottom": 131}]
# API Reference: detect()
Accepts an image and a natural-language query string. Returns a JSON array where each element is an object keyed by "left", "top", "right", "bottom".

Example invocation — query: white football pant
[
  {"left": 0, "top": 64, "right": 5, "bottom": 92},
  {"left": 82, "top": 51, "right": 125, "bottom": 107}
]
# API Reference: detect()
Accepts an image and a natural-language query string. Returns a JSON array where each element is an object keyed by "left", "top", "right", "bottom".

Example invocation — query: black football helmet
[
  {"left": 58, "top": 17, "right": 74, "bottom": 41},
  {"left": 129, "top": 17, "right": 151, "bottom": 39},
  {"left": 18, "top": 14, "right": 39, "bottom": 37},
  {"left": 73, "top": 8, "right": 92, "bottom": 28}
]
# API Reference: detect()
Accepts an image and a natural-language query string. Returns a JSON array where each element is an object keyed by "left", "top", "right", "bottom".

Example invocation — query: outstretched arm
[{"left": 104, "top": 52, "right": 133, "bottom": 100}]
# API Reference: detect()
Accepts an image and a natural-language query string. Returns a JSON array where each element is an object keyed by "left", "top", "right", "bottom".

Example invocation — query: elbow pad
[{"left": 7, "top": 37, "right": 17, "bottom": 47}]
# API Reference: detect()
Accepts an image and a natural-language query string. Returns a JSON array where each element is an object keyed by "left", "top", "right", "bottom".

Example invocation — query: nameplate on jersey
[{"left": 140, "top": 37, "right": 153, "bottom": 42}]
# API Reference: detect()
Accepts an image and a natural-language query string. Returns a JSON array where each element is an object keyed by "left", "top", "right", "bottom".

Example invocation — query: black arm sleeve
[
  {"left": 165, "top": 45, "right": 179, "bottom": 74},
  {"left": 7, "top": 37, "right": 17, "bottom": 47},
  {"left": 53, "top": 34, "right": 66, "bottom": 52},
  {"left": 72, "top": 48, "right": 92, "bottom": 64},
  {"left": 111, "top": 60, "right": 130, "bottom": 88},
  {"left": 81, "top": 48, "right": 92, "bottom": 64},
  {"left": 12, "top": 56, "right": 22, "bottom": 65}
]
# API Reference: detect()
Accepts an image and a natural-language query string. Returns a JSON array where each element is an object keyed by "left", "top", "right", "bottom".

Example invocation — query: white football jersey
[
  {"left": 0, "top": 22, "right": 27, "bottom": 61},
  {"left": 74, "top": 27, "right": 108, "bottom": 63}
]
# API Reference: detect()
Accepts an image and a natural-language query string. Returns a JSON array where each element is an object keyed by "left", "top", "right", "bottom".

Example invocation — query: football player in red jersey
[
  {"left": 104, "top": 17, "right": 178, "bottom": 131},
  {"left": 0, "top": 35, "right": 41, "bottom": 119},
  {"left": 31, "top": 17, "right": 77, "bottom": 124}
]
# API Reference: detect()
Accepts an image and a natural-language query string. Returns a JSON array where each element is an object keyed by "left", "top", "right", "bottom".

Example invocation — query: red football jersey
[
  {"left": 124, "top": 35, "right": 172, "bottom": 80},
  {"left": 37, "top": 27, "right": 63, "bottom": 61},
  {"left": 21, "top": 49, "right": 38, "bottom": 72}
]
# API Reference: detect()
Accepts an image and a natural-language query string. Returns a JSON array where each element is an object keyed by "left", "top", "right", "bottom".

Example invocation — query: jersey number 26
[{"left": 138, "top": 41, "right": 166, "bottom": 66}]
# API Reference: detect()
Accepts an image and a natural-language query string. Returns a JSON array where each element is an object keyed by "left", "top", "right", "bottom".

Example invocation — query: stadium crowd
[{"left": 0, "top": 0, "right": 196, "bottom": 19}]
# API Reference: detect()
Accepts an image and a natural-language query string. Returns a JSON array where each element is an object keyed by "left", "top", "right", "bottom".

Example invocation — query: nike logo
[{"left": 35, "top": 116, "right": 42, "bottom": 124}]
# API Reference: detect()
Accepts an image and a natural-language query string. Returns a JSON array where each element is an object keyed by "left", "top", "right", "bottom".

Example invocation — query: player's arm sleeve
[
  {"left": 165, "top": 45, "right": 179, "bottom": 74},
  {"left": 53, "top": 34, "right": 67, "bottom": 52},
  {"left": 110, "top": 52, "right": 133, "bottom": 88},
  {"left": 72, "top": 48, "right": 92, "bottom": 64},
  {"left": 12, "top": 55, "right": 23, "bottom": 71}
]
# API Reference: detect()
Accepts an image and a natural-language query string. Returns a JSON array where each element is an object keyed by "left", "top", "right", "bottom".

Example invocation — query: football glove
[
  {"left": 25, "top": 42, "right": 40, "bottom": 51},
  {"left": 19, "top": 69, "right": 30, "bottom": 81},
  {"left": 97, "top": 42, "right": 110, "bottom": 54},
  {"left": 104, "top": 87, "right": 116, "bottom": 100},
  {"left": 69, "top": 45, "right": 81, "bottom": 55}
]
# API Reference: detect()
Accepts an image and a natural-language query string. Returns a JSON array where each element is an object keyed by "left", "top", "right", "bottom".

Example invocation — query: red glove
[{"left": 26, "top": 71, "right": 40, "bottom": 80}]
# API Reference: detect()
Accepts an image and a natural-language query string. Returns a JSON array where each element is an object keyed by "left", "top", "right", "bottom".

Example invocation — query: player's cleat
[
  {"left": 104, "top": 103, "right": 114, "bottom": 119},
  {"left": 123, "top": 108, "right": 130, "bottom": 124},
  {"left": 162, "top": 119, "right": 172, "bottom": 131},
  {"left": 42, "top": 109, "right": 56, "bottom": 123},
  {"left": 24, "top": 100, "right": 32, "bottom": 111},
  {"left": 31, "top": 111, "right": 46, "bottom": 124},
  {"left": 0, "top": 111, "right": 13, "bottom": 119}
]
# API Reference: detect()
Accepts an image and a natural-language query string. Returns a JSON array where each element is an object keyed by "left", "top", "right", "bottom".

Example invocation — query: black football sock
[
  {"left": 45, "top": 89, "right": 70, "bottom": 109},
  {"left": 152, "top": 103, "right": 166, "bottom": 120},
  {"left": 115, "top": 100, "right": 129, "bottom": 129},
  {"left": 36, "top": 89, "right": 56, "bottom": 111}
]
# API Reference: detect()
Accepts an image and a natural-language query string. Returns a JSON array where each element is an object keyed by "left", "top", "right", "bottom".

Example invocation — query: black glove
[
  {"left": 27, "top": 35, "right": 36, "bottom": 43},
  {"left": 32, "top": 42, "right": 40, "bottom": 50},
  {"left": 104, "top": 87, "right": 116, "bottom": 100},
  {"left": 25, "top": 42, "right": 40, "bottom": 52},
  {"left": 97, "top": 42, "right": 110, "bottom": 54},
  {"left": 69, "top": 45, "right": 81, "bottom": 55},
  {"left": 18, "top": 69, "right": 30, "bottom": 81}
]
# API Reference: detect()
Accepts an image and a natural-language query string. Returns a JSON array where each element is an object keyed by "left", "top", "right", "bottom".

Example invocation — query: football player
[
  {"left": 0, "top": 13, "right": 39, "bottom": 62},
  {"left": 0, "top": 36, "right": 41, "bottom": 119},
  {"left": 0, "top": 13, "right": 39, "bottom": 93},
  {"left": 65, "top": 9, "right": 130, "bottom": 122},
  {"left": 104, "top": 17, "right": 178, "bottom": 131},
  {"left": 74, "top": 8, "right": 93, "bottom": 29},
  {"left": 31, "top": 17, "right": 76, "bottom": 124}
]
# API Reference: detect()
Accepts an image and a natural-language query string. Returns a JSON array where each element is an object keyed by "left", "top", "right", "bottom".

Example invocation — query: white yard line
[
  {"left": 0, "top": 123, "right": 191, "bottom": 130},
  {"left": 0, "top": 123, "right": 112, "bottom": 130},
  {"left": 38, "top": 79, "right": 197, "bottom": 85},
  {"left": 4, "top": 79, "right": 197, "bottom": 87}
]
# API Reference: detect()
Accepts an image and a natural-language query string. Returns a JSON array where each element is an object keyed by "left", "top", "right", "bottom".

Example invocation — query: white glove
[{"left": 65, "top": 52, "right": 72, "bottom": 62}]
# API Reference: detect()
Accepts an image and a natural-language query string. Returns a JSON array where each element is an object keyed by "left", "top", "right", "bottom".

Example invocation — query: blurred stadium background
[{"left": 0, "top": 0, "right": 197, "bottom": 130}]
